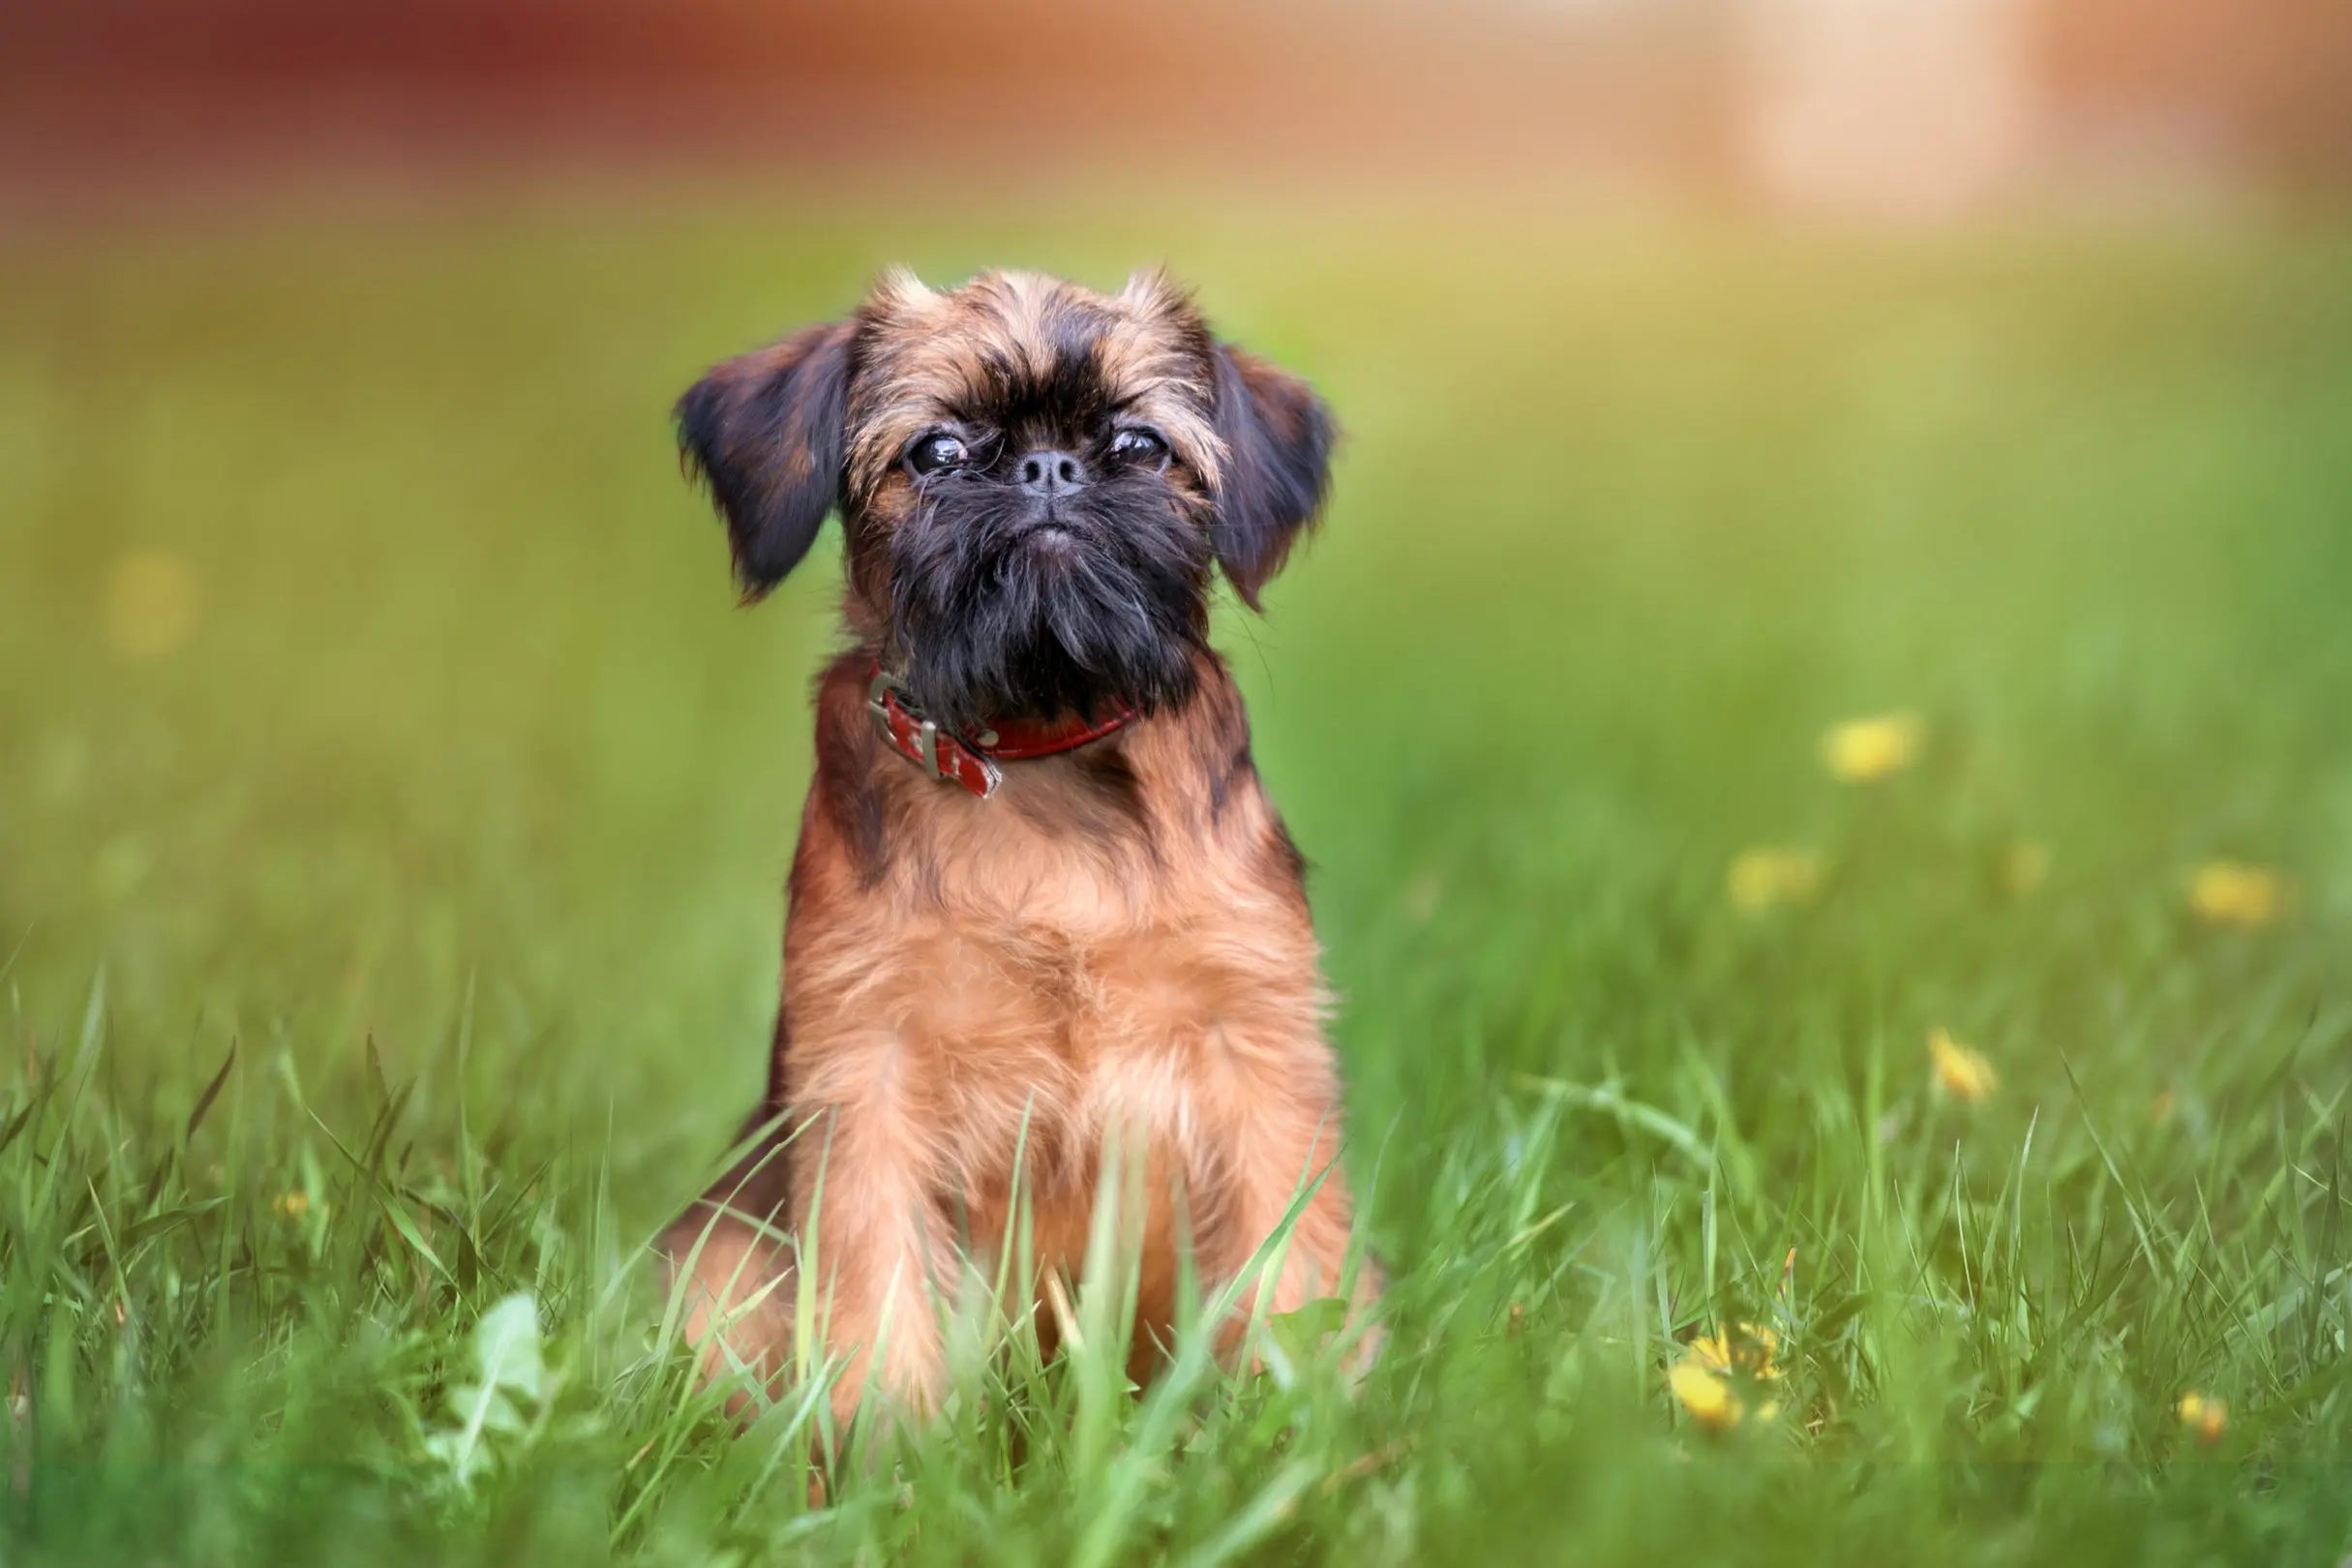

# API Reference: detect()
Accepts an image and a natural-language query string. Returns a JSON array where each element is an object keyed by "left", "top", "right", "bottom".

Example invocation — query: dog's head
[{"left": 677, "top": 269, "right": 1334, "bottom": 730}]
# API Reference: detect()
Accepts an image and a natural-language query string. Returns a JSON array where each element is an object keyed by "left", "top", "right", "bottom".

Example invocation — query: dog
[{"left": 659, "top": 267, "right": 1380, "bottom": 1433}]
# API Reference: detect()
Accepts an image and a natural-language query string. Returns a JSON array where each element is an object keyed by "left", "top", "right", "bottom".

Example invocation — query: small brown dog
[{"left": 659, "top": 267, "right": 1378, "bottom": 1431}]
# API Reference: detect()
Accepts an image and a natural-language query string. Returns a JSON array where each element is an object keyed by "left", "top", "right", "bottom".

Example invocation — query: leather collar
[{"left": 865, "top": 663, "right": 1135, "bottom": 799}]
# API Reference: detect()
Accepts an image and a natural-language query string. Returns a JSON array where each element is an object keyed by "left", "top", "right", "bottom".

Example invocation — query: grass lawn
[{"left": 3, "top": 202, "right": 2351, "bottom": 1564}]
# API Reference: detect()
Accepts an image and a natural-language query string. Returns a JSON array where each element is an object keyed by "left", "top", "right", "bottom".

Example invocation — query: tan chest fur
[{"left": 782, "top": 689, "right": 1330, "bottom": 1289}]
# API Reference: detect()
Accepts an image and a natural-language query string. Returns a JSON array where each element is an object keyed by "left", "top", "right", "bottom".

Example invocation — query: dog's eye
[
  {"left": 1109, "top": 428, "right": 1169, "bottom": 467},
  {"left": 906, "top": 432, "right": 970, "bottom": 476}
]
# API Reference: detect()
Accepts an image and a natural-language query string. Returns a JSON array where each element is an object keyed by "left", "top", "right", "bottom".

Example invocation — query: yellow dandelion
[
  {"left": 103, "top": 549, "right": 203, "bottom": 660},
  {"left": 1823, "top": 712, "right": 1924, "bottom": 785},
  {"left": 2177, "top": 1392, "right": 2227, "bottom": 1445},
  {"left": 1727, "top": 848, "right": 1823, "bottom": 913},
  {"left": 1671, "top": 1322, "right": 1783, "bottom": 1432},
  {"left": 1928, "top": 1028, "right": 1998, "bottom": 1103},
  {"left": 2188, "top": 861, "right": 2285, "bottom": 927},
  {"left": 1671, "top": 1360, "right": 1741, "bottom": 1431},
  {"left": 272, "top": 1191, "right": 312, "bottom": 1218},
  {"left": 2000, "top": 840, "right": 2050, "bottom": 898},
  {"left": 1686, "top": 1321, "right": 1783, "bottom": 1379}
]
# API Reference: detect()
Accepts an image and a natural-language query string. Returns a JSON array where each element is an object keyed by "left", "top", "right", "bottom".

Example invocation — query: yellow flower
[
  {"left": 103, "top": 549, "right": 203, "bottom": 660},
  {"left": 1929, "top": 1028, "right": 1998, "bottom": 1103},
  {"left": 1727, "top": 848, "right": 1823, "bottom": 913},
  {"left": 1686, "top": 1321, "right": 1782, "bottom": 1379},
  {"left": 2188, "top": 861, "right": 2284, "bottom": 927},
  {"left": 273, "top": 1191, "right": 312, "bottom": 1218},
  {"left": 1671, "top": 1361, "right": 1740, "bottom": 1431},
  {"left": 1671, "top": 1322, "right": 1782, "bottom": 1432},
  {"left": 2177, "top": 1392, "right": 2227, "bottom": 1445},
  {"left": 2000, "top": 841, "right": 2050, "bottom": 898},
  {"left": 2149, "top": 1089, "right": 2177, "bottom": 1128},
  {"left": 1823, "top": 712, "right": 1924, "bottom": 784}
]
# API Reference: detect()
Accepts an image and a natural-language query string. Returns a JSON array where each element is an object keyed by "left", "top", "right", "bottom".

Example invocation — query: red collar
[{"left": 865, "top": 663, "right": 1135, "bottom": 799}]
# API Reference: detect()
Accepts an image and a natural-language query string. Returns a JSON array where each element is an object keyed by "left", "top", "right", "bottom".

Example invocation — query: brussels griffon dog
[{"left": 659, "top": 267, "right": 1379, "bottom": 1430}]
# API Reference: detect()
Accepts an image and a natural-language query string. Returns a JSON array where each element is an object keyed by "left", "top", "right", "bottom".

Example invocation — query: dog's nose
[{"left": 1016, "top": 450, "right": 1087, "bottom": 496}]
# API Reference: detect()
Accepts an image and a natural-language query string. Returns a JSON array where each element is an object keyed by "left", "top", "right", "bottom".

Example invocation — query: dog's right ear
[{"left": 676, "top": 320, "right": 855, "bottom": 600}]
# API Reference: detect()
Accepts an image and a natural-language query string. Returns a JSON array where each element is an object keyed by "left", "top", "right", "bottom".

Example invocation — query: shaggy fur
[{"left": 660, "top": 267, "right": 1377, "bottom": 1432}]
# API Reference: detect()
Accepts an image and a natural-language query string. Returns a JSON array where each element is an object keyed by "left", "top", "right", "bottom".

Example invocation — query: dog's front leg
[
  {"left": 1203, "top": 1060, "right": 1383, "bottom": 1367},
  {"left": 1221, "top": 1105, "right": 1366, "bottom": 1310},
  {"left": 790, "top": 1094, "right": 953, "bottom": 1435}
]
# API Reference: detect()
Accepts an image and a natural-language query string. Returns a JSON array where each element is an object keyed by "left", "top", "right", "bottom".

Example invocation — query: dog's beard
[{"left": 887, "top": 476, "right": 1211, "bottom": 731}]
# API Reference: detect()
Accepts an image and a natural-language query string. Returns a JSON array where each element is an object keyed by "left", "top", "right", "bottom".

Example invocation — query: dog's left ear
[
  {"left": 1209, "top": 344, "right": 1336, "bottom": 610},
  {"left": 676, "top": 319, "right": 856, "bottom": 600}
]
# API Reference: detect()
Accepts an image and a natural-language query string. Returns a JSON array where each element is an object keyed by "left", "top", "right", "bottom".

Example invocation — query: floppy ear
[
  {"left": 676, "top": 320, "right": 855, "bottom": 599},
  {"left": 1208, "top": 344, "right": 1337, "bottom": 609}
]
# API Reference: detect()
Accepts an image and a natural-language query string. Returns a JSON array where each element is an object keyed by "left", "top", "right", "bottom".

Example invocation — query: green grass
[{"left": 4, "top": 201, "right": 2352, "bottom": 1564}]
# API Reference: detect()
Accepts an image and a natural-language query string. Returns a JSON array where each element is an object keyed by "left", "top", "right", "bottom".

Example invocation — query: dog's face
[{"left": 677, "top": 269, "right": 1334, "bottom": 729}]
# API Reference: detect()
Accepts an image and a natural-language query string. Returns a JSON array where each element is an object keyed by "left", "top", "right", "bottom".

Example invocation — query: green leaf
[{"left": 425, "top": 1292, "right": 546, "bottom": 1490}]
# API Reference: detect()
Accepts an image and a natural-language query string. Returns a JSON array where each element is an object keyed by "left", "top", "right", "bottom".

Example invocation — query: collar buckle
[
  {"left": 864, "top": 666, "right": 899, "bottom": 746},
  {"left": 867, "top": 670, "right": 1001, "bottom": 799}
]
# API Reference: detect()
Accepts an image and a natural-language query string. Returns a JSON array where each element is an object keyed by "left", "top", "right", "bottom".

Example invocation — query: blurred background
[
  {"left": 6, "top": 0, "right": 2350, "bottom": 218},
  {"left": 3, "top": 0, "right": 2351, "bottom": 1172},
  {"left": 10, "top": 13, "right": 2352, "bottom": 1554}
]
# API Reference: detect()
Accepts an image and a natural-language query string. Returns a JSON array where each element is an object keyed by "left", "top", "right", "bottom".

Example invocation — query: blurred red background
[{"left": 4, "top": 0, "right": 2347, "bottom": 221}]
